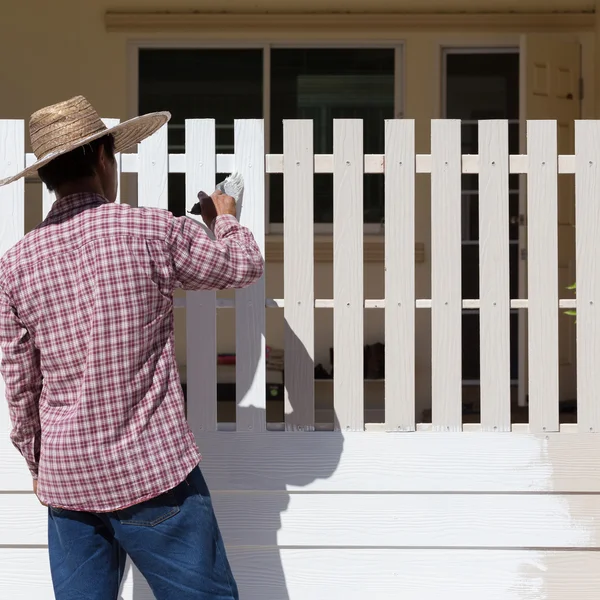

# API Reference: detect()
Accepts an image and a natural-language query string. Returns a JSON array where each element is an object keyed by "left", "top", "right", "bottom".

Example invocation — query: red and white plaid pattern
[{"left": 0, "top": 193, "right": 263, "bottom": 512}]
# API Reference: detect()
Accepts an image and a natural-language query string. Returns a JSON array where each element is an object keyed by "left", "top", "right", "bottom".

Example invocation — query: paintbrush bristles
[
  {"left": 188, "top": 172, "right": 245, "bottom": 217},
  {"left": 216, "top": 171, "right": 244, "bottom": 204}
]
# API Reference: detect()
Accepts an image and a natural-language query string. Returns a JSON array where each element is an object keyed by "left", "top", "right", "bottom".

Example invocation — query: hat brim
[{"left": 0, "top": 111, "right": 171, "bottom": 187}]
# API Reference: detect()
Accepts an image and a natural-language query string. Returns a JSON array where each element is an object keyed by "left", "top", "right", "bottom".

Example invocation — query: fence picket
[
  {"left": 527, "top": 121, "right": 559, "bottom": 433},
  {"left": 185, "top": 120, "right": 217, "bottom": 434},
  {"left": 384, "top": 120, "right": 415, "bottom": 431},
  {"left": 102, "top": 118, "right": 121, "bottom": 204},
  {"left": 333, "top": 119, "right": 364, "bottom": 431},
  {"left": 575, "top": 121, "right": 600, "bottom": 432},
  {"left": 235, "top": 120, "right": 266, "bottom": 432},
  {"left": 479, "top": 121, "right": 511, "bottom": 431},
  {"left": 138, "top": 124, "right": 168, "bottom": 209},
  {"left": 431, "top": 120, "right": 462, "bottom": 432},
  {"left": 283, "top": 120, "right": 315, "bottom": 431},
  {"left": 0, "top": 120, "right": 25, "bottom": 437}
]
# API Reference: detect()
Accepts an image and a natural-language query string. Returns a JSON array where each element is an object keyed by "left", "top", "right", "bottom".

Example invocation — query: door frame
[{"left": 440, "top": 44, "right": 524, "bottom": 405}]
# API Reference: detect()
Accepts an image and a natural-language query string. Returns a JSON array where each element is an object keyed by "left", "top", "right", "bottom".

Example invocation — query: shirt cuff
[{"left": 212, "top": 214, "right": 239, "bottom": 239}]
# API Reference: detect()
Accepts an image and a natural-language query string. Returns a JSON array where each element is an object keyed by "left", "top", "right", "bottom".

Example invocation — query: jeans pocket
[{"left": 116, "top": 489, "right": 180, "bottom": 527}]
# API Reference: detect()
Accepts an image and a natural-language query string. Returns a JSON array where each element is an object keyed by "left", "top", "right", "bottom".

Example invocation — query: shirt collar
[{"left": 46, "top": 193, "right": 109, "bottom": 221}]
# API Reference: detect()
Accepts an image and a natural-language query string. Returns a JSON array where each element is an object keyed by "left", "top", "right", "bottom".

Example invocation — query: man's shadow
[{"left": 124, "top": 296, "right": 345, "bottom": 599}]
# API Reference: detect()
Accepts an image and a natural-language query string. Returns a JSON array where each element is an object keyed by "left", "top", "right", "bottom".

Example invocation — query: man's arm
[
  {"left": 166, "top": 192, "right": 264, "bottom": 291},
  {"left": 0, "top": 286, "right": 42, "bottom": 479}
]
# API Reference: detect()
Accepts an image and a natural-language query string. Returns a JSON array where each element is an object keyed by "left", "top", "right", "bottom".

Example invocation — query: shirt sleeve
[
  {"left": 0, "top": 285, "right": 43, "bottom": 479},
  {"left": 166, "top": 214, "right": 264, "bottom": 291}
]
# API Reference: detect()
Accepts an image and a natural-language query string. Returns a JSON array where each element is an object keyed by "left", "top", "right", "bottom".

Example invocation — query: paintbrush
[{"left": 188, "top": 172, "right": 245, "bottom": 220}]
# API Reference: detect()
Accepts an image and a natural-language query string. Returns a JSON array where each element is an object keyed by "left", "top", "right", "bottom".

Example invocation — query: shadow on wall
[{"left": 123, "top": 295, "right": 344, "bottom": 599}]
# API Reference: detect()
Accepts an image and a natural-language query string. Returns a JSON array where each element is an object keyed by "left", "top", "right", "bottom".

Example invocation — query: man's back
[{"left": 0, "top": 192, "right": 263, "bottom": 512}]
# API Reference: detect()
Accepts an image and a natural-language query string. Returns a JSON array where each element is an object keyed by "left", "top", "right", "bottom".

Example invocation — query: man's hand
[
  {"left": 33, "top": 479, "right": 47, "bottom": 507},
  {"left": 197, "top": 190, "right": 237, "bottom": 228}
]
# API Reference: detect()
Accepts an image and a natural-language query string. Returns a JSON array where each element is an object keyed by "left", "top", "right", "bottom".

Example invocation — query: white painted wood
[
  {"left": 0, "top": 124, "right": 25, "bottom": 254},
  {"left": 120, "top": 152, "right": 138, "bottom": 173},
  {"left": 5, "top": 490, "right": 598, "bottom": 549},
  {"left": 137, "top": 123, "right": 168, "bottom": 209},
  {"left": 384, "top": 119, "right": 415, "bottom": 431},
  {"left": 0, "top": 120, "right": 25, "bottom": 439},
  {"left": 216, "top": 492, "right": 597, "bottom": 549},
  {"left": 174, "top": 297, "right": 577, "bottom": 311},
  {"left": 89, "top": 151, "right": 582, "bottom": 177},
  {"left": 5, "top": 432, "right": 600, "bottom": 492},
  {"left": 234, "top": 120, "right": 266, "bottom": 432},
  {"left": 124, "top": 152, "right": 234, "bottom": 175},
  {"left": 180, "top": 432, "right": 600, "bottom": 493},
  {"left": 229, "top": 548, "right": 600, "bottom": 599},
  {"left": 479, "top": 121, "right": 511, "bottom": 432},
  {"left": 431, "top": 120, "right": 462, "bottom": 431},
  {"left": 333, "top": 119, "right": 364, "bottom": 431},
  {"left": 417, "top": 423, "right": 581, "bottom": 434},
  {"left": 268, "top": 152, "right": 579, "bottom": 175},
  {"left": 575, "top": 121, "right": 600, "bottom": 433},
  {"left": 527, "top": 121, "right": 559, "bottom": 432},
  {"left": 101, "top": 118, "right": 120, "bottom": 204},
  {"left": 0, "top": 493, "right": 47, "bottom": 545},
  {"left": 283, "top": 120, "right": 314, "bottom": 431},
  {"left": 558, "top": 154, "right": 576, "bottom": 173},
  {"left": 185, "top": 120, "right": 217, "bottom": 434},
  {"left": 5, "top": 547, "right": 600, "bottom": 600}
]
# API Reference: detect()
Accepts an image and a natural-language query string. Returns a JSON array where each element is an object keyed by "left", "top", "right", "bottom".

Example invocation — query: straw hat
[{"left": 0, "top": 95, "right": 171, "bottom": 187}]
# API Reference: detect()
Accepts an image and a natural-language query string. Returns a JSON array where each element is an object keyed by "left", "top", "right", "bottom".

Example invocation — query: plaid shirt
[{"left": 0, "top": 193, "right": 263, "bottom": 512}]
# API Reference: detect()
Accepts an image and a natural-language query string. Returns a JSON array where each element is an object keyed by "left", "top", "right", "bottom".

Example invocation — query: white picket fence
[{"left": 2, "top": 118, "right": 598, "bottom": 435}]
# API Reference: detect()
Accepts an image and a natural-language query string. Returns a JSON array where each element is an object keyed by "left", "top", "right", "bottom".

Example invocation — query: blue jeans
[{"left": 47, "top": 466, "right": 239, "bottom": 600}]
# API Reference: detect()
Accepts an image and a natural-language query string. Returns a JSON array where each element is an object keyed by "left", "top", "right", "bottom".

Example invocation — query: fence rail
[{"left": 0, "top": 118, "right": 595, "bottom": 436}]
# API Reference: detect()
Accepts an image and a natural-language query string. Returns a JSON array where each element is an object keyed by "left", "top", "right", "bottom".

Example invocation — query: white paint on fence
[
  {"left": 266, "top": 152, "right": 576, "bottom": 175},
  {"left": 575, "top": 120, "right": 600, "bottom": 433},
  {"left": 234, "top": 120, "right": 266, "bottom": 431},
  {"left": 527, "top": 121, "right": 559, "bottom": 433},
  {"left": 175, "top": 297, "right": 577, "bottom": 311},
  {"left": 431, "top": 120, "right": 462, "bottom": 432},
  {"left": 385, "top": 119, "right": 415, "bottom": 431},
  {"left": 138, "top": 124, "right": 168, "bottom": 209},
  {"left": 333, "top": 120, "right": 364, "bottom": 432},
  {"left": 65, "top": 149, "right": 582, "bottom": 177},
  {"left": 479, "top": 121, "right": 511, "bottom": 432},
  {"left": 185, "top": 120, "right": 217, "bottom": 434},
  {"left": 0, "top": 121, "right": 25, "bottom": 438},
  {"left": 283, "top": 120, "right": 315, "bottom": 431}
]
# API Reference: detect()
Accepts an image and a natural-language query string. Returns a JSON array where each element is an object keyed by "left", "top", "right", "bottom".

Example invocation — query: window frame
[{"left": 129, "top": 40, "right": 405, "bottom": 235}]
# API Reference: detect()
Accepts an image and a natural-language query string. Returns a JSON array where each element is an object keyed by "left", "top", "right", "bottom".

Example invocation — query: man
[{"left": 0, "top": 96, "right": 263, "bottom": 599}]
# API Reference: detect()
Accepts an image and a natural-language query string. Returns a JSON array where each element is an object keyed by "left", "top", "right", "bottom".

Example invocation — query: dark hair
[{"left": 38, "top": 135, "right": 115, "bottom": 192}]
